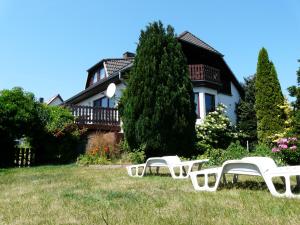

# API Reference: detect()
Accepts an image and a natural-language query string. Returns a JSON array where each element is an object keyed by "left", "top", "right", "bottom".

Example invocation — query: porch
[{"left": 67, "top": 105, "right": 121, "bottom": 132}]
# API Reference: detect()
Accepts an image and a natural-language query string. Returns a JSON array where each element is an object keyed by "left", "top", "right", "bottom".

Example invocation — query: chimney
[
  {"left": 39, "top": 97, "right": 44, "bottom": 103},
  {"left": 123, "top": 51, "right": 135, "bottom": 59}
]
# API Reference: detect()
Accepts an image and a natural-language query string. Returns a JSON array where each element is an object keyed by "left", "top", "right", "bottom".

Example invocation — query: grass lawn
[{"left": 0, "top": 165, "right": 300, "bottom": 225}]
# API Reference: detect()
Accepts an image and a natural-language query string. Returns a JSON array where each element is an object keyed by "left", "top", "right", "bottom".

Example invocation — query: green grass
[{"left": 0, "top": 165, "right": 300, "bottom": 225}]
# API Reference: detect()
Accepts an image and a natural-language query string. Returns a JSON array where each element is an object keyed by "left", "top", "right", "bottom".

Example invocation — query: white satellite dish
[{"left": 105, "top": 83, "right": 116, "bottom": 98}]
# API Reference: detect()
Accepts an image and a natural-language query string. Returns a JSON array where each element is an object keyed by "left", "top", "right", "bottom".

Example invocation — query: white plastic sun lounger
[
  {"left": 127, "top": 156, "right": 209, "bottom": 179},
  {"left": 190, "top": 157, "right": 300, "bottom": 198}
]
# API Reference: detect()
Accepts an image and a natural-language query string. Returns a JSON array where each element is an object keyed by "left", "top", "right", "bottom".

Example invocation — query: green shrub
[
  {"left": 250, "top": 143, "right": 272, "bottom": 157},
  {"left": 222, "top": 142, "right": 248, "bottom": 162},
  {"left": 76, "top": 154, "right": 109, "bottom": 166},
  {"left": 198, "top": 142, "right": 248, "bottom": 167},
  {"left": 128, "top": 145, "right": 146, "bottom": 164},
  {"left": 197, "top": 147, "right": 224, "bottom": 167}
]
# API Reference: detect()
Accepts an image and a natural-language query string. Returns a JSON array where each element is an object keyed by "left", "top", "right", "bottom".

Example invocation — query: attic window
[
  {"left": 92, "top": 72, "right": 98, "bottom": 84},
  {"left": 100, "top": 67, "right": 105, "bottom": 79}
]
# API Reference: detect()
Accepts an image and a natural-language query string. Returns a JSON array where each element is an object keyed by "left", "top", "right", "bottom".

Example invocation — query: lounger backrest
[
  {"left": 242, "top": 157, "right": 277, "bottom": 173},
  {"left": 162, "top": 156, "right": 181, "bottom": 165}
]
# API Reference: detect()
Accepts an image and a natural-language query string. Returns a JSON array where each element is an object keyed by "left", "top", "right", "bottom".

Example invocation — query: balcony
[
  {"left": 67, "top": 105, "right": 120, "bottom": 131},
  {"left": 188, "top": 64, "right": 221, "bottom": 84}
]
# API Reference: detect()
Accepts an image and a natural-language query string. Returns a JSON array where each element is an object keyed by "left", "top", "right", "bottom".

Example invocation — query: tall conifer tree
[
  {"left": 236, "top": 75, "right": 257, "bottom": 144},
  {"left": 255, "top": 48, "right": 284, "bottom": 142},
  {"left": 120, "top": 21, "right": 196, "bottom": 157}
]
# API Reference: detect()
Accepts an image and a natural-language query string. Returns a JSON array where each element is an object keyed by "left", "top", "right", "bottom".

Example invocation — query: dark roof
[
  {"left": 178, "top": 31, "right": 223, "bottom": 56},
  {"left": 105, "top": 58, "right": 134, "bottom": 76}
]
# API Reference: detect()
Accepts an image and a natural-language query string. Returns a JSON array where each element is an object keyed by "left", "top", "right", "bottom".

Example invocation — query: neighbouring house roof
[
  {"left": 46, "top": 94, "right": 63, "bottom": 105},
  {"left": 178, "top": 31, "right": 223, "bottom": 56}
]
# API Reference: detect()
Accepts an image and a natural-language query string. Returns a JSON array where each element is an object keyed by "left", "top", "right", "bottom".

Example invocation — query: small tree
[
  {"left": 236, "top": 75, "right": 257, "bottom": 145},
  {"left": 255, "top": 48, "right": 285, "bottom": 143},
  {"left": 0, "top": 87, "right": 46, "bottom": 167},
  {"left": 120, "top": 21, "right": 196, "bottom": 157}
]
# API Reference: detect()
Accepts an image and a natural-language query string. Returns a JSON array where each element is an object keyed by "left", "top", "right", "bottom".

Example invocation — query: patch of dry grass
[{"left": 0, "top": 165, "right": 300, "bottom": 225}]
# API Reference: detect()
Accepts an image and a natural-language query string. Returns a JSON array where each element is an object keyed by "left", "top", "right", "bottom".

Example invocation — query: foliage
[
  {"left": 288, "top": 60, "right": 300, "bottom": 134},
  {"left": 255, "top": 48, "right": 285, "bottom": 143},
  {"left": 128, "top": 145, "right": 146, "bottom": 164},
  {"left": 236, "top": 75, "right": 257, "bottom": 145},
  {"left": 0, "top": 87, "right": 85, "bottom": 166},
  {"left": 250, "top": 143, "right": 273, "bottom": 157},
  {"left": 196, "top": 104, "right": 241, "bottom": 152},
  {"left": 0, "top": 87, "right": 47, "bottom": 167},
  {"left": 76, "top": 154, "right": 109, "bottom": 166},
  {"left": 33, "top": 106, "right": 85, "bottom": 164},
  {"left": 45, "top": 105, "right": 75, "bottom": 133},
  {"left": 222, "top": 142, "right": 248, "bottom": 162},
  {"left": 199, "top": 142, "right": 247, "bottom": 167},
  {"left": 86, "top": 132, "right": 120, "bottom": 160},
  {"left": 120, "top": 21, "right": 196, "bottom": 157},
  {"left": 272, "top": 137, "right": 300, "bottom": 165}
]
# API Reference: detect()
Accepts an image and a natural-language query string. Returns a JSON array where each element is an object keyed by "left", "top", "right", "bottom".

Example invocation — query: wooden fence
[{"left": 14, "top": 147, "right": 34, "bottom": 167}]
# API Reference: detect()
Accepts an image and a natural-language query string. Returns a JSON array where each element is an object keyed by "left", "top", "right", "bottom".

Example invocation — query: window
[
  {"left": 99, "top": 67, "right": 105, "bottom": 80},
  {"left": 205, "top": 93, "right": 215, "bottom": 114},
  {"left": 194, "top": 92, "right": 200, "bottom": 118},
  {"left": 92, "top": 72, "right": 98, "bottom": 84},
  {"left": 93, "top": 96, "right": 114, "bottom": 108}
]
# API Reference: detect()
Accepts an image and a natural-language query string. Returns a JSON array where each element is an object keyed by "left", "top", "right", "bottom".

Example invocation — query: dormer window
[
  {"left": 92, "top": 72, "right": 98, "bottom": 84},
  {"left": 100, "top": 67, "right": 105, "bottom": 80}
]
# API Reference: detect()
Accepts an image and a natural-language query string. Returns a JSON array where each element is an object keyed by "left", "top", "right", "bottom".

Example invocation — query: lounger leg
[
  {"left": 156, "top": 167, "right": 160, "bottom": 175},
  {"left": 284, "top": 175, "right": 293, "bottom": 197},
  {"left": 169, "top": 166, "right": 177, "bottom": 179},
  {"left": 232, "top": 174, "right": 239, "bottom": 184},
  {"left": 264, "top": 175, "right": 282, "bottom": 197}
]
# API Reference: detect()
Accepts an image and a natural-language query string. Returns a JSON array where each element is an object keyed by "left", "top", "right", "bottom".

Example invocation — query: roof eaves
[{"left": 178, "top": 31, "right": 224, "bottom": 57}]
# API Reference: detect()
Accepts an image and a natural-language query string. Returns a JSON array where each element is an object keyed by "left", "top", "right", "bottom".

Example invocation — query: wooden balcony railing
[
  {"left": 67, "top": 105, "right": 120, "bottom": 126},
  {"left": 189, "top": 64, "right": 221, "bottom": 83}
]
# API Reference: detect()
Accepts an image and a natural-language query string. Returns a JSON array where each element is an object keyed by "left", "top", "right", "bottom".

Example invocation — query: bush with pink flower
[{"left": 272, "top": 137, "right": 300, "bottom": 165}]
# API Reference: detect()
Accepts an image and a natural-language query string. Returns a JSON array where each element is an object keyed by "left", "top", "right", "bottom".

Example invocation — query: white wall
[
  {"left": 193, "top": 82, "right": 241, "bottom": 125},
  {"left": 48, "top": 97, "right": 63, "bottom": 106},
  {"left": 76, "top": 82, "right": 126, "bottom": 107},
  {"left": 76, "top": 81, "right": 240, "bottom": 125},
  {"left": 218, "top": 82, "right": 241, "bottom": 124}
]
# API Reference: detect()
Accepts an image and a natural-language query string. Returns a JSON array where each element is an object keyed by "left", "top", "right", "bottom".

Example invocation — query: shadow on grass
[{"left": 217, "top": 180, "right": 300, "bottom": 194}]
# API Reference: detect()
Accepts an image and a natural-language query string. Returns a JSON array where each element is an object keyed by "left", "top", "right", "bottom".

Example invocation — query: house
[
  {"left": 64, "top": 31, "right": 243, "bottom": 131},
  {"left": 46, "top": 94, "right": 64, "bottom": 106}
]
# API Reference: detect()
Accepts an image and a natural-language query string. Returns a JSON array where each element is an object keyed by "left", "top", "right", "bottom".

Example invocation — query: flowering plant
[
  {"left": 196, "top": 104, "right": 243, "bottom": 151},
  {"left": 272, "top": 137, "right": 300, "bottom": 165}
]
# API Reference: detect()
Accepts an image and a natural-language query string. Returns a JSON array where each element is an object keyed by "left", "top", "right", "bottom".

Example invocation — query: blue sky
[{"left": 0, "top": 0, "right": 299, "bottom": 102}]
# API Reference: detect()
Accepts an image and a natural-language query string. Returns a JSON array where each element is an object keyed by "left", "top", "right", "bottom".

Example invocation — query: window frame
[
  {"left": 194, "top": 92, "right": 200, "bottom": 118},
  {"left": 205, "top": 93, "right": 215, "bottom": 115}
]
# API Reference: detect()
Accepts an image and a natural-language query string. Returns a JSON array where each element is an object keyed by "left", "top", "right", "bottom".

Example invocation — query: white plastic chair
[
  {"left": 127, "top": 156, "right": 209, "bottom": 179},
  {"left": 190, "top": 157, "right": 300, "bottom": 198}
]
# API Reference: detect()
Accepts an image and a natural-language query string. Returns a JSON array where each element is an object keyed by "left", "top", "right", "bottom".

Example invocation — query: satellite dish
[{"left": 105, "top": 83, "right": 116, "bottom": 98}]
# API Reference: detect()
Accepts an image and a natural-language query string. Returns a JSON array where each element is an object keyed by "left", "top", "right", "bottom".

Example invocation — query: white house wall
[
  {"left": 193, "top": 82, "right": 240, "bottom": 125},
  {"left": 218, "top": 82, "right": 240, "bottom": 124},
  {"left": 76, "top": 81, "right": 240, "bottom": 125},
  {"left": 48, "top": 98, "right": 63, "bottom": 106},
  {"left": 76, "top": 82, "right": 126, "bottom": 107}
]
